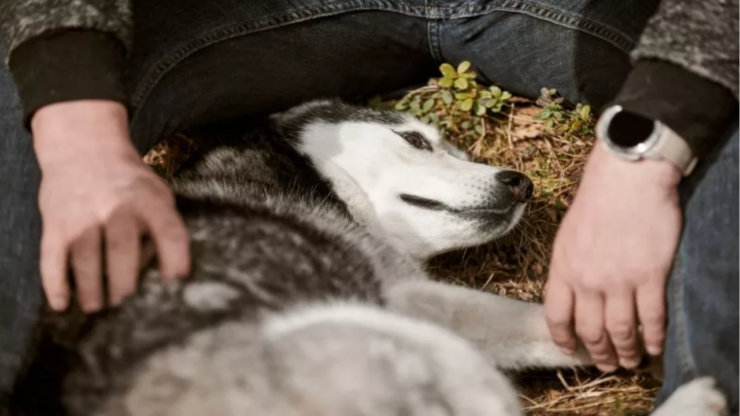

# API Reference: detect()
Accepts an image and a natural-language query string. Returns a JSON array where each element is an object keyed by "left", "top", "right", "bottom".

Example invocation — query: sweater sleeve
[
  {"left": 611, "top": 0, "right": 739, "bottom": 160},
  {"left": 0, "top": 0, "right": 132, "bottom": 125}
]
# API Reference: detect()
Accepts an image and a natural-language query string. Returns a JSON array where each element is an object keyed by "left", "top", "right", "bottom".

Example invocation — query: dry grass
[{"left": 142, "top": 73, "right": 660, "bottom": 415}]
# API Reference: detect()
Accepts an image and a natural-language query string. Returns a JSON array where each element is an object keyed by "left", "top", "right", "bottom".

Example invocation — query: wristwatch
[{"left": 595, "top": 105, "right": 698, "bottom": 176}]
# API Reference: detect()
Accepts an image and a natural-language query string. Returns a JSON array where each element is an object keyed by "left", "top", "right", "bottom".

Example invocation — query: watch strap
[{"left": 644, "top": 123, "right": 698, "bottom": 176}]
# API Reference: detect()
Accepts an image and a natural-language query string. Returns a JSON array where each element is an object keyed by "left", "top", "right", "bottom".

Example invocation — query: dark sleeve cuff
[
  {"left": 8, "top": 30, "right": 127, "bottom": 129},
  {"left": 612, "top": 60, "right": 738, "bottom": 159}
]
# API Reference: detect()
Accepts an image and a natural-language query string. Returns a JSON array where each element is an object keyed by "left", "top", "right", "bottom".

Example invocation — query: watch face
[{"left": 606, "top": 110, "right": 656, "bottom": 150}]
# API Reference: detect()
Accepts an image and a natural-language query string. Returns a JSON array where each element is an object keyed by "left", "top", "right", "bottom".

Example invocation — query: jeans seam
[
  {"left": 426, "top": 23, "right": 443, "bottom": 63},
  {"left": 670, "top": 263, "right": 700, "bottom": 380},
  {"left": 475, "top": 1, "right": 634, "bottom": 52}
]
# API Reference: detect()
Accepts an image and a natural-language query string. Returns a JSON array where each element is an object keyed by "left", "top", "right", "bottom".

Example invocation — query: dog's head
[{"left": 273, "top": 100, "right": 534, "bottom": 259}]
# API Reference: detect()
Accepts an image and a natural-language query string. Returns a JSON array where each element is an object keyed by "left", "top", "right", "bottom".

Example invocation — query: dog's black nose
[{"left": 497, "top": 171, "right": 534, "bottom": 203}]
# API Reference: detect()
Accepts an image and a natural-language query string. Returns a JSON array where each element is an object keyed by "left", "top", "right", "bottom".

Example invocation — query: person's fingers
[
  {"left": 605, "top": 290, "right": 641, "bottom": 369},
  {"left": 636, "top": 280, "right": 666, "bottom": 356},
  {"left": 105, "top": 207, "right": 141, "bottom": 306},
  {"left": 138, "top": 199, "right": 190, "bottom": 280},
  {"left": 575, "top": 291, "right": 617, "bottom": 372},
  {"left": 40, "top": 229, "right": 71, "bottom": 311},
  {"left": 71, "top": 226, "right": 104, "bottom": 312},
  {"left": 545, "top": 280, "right": 577, "bottom": 355}
]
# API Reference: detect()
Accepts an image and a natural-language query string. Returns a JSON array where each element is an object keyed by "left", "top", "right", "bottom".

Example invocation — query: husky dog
[{"left": 13, "top": 100, "right": 726, "bottom": 416}]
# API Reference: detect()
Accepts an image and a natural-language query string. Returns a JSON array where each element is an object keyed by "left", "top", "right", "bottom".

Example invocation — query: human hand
[
  {"left": 544, "top": 142, "right": 682, "bottom": 372},
  {"left": 32, "top": 100, "right": 190, "bottom": 313}
]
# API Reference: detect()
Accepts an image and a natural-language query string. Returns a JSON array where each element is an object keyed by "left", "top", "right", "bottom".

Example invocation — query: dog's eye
[
  {"left": 400, "top": 194, "right": 446, "bottom": 211},
  {"left": 396, "top": 131, "right": 432, "bottom": 151}
]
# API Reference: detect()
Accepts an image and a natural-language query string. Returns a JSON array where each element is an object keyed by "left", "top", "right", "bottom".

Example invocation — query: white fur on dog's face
[{"left": 279, "top": 100, "right": 531, "bottom": 259}]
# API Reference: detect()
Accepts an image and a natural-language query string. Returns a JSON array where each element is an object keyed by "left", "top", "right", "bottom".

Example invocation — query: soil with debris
[{"left": 143, "top": 63, "right": 661, "bottom": 415}]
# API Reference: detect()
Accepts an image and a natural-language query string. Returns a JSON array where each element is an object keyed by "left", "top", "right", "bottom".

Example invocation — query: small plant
[
  {"left": 388, "top": 60, "right": 514, "bottom": 142},
  {"left": 369, "top": 61, "right": 595, "bottom": 160},
  {"left": 534, "top": 88, "right": 594, "bottom": 137}
]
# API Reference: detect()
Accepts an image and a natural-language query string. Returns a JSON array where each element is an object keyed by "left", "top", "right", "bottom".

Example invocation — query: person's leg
[
  {"left": 127, "top": 2, "right": 438, "bottom": 151},
  {"left": 0, "top": 45, "right": 44, "bottom": 410},
  {"left": 436, "top": 0, "right": 660, "bottom": 109},
  {"left": 656, "top": 122, "right": 739, "bottom": 414}
]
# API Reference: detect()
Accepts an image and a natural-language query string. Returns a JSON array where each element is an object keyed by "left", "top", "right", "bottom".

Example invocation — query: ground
[{"left": 143, "top": 61, "right": 661, "bottom": 415}]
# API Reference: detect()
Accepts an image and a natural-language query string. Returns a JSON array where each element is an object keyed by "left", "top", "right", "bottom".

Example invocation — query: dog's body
[{"left": 13, "top": 101, "right": 725, "bottom": 416}]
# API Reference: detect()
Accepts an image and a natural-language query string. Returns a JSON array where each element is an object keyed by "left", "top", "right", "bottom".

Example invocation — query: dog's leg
[
  {"left": 385, "top": 280, "right": 592, "bottom": 370},
  {"left": 649, "top": 378, "right": 727, "bottom": 416}
]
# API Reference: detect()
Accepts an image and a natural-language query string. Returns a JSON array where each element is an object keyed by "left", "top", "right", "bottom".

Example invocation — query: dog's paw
[{"left": 652, "top": 377, "right": 727, "bottom": 416}]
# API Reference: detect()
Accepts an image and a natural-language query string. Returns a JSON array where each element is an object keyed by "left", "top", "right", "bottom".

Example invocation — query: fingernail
[
  {"left": 647, "top": 346, "right": 662, "bottom": 356},
  {"left": 620, "top": 358, "right": 640, "bottom": 369},
  {"left": 83, "top": 301, "right": 102, "bottom": 313},
  {"left": 598, "top": 364, "right": 618, "bottom": 373},
  {"left": 50, "top": 296, "right": 68, "bottom": 311},
  {"left": 559, "top": 348, "right": 576, "bottom": 356}
]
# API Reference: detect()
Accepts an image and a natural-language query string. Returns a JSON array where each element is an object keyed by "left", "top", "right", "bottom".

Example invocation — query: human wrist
[{"left": 32, "top": 100, "right": 136, "bottom": 167}]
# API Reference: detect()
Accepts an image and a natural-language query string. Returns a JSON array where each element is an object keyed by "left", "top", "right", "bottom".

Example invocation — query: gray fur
[{"left": 11, "top": 101, "right": 727, "bottom": 416}]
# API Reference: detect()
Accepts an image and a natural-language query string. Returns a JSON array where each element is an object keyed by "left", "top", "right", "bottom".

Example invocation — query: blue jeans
[{"left": 0, "top": 1, "right": 736, "bottom": 413}]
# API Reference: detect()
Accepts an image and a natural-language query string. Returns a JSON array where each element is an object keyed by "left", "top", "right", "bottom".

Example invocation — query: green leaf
[
  {"left": 492, "top": 103, "right": 503, "bottom": 113},
  {"left": 438, "top": 78, "right": 454, "bottom": 88},
  {"left": 395, "top": 100, "right": 408, "bottom": 110},
  {"left": 460, "top": 97, "right": 474, "bottom": 111},
  {"left": 500, "top": 91, "right": 512, "bottom": 101},
  {"left": 580, "top": 104, "right": 591, "bottom": 120},
  {"left": 479, "top": 98, "right": 495, "bottom": 108},
  {"left": 454, "top": 77, "right": 469, "bottom": 90},
  {"left": 440, "top": 63, "right": 457, "bottom": 78},
  {"left": 490, "top": 86, "right": 502, "bottom": 98},
  {"left": 553, "top": 111, "right": 563, "bottom": 120},
  {"left": 461, "top": 120, "right": 472, "bottom": 129},
  {"left": 429, "top": 112, "right": 440, "bottom": 124},
  {"left": 420, "top": 115, "right": 430, "bottom": 124},
  {"left": 456, "top": 60, "right": 471, "bottom": 74},
  {"left": 422, "top": 98, "right": 435, "bottom": 113},
  {"left": 455, "top": 92, "right": 472, "bottom": 100},
  {"left": 475, "top": 103, "right": 486, "bottom": 116},
  {"left": 479, "top": 90, "right": 492, "bottom": 99},
  {"left": 441, "top": 90, "right": 453, "bottom": 105},
  {"left": 474, "top": 124, "right": 485, "bottom": 135}
]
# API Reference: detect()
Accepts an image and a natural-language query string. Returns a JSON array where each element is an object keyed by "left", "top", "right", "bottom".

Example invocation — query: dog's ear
[{"left": 269, "top": 111, "right": 285, "bottom": 125}]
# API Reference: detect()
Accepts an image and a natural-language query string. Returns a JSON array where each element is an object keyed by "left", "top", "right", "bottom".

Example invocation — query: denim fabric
[
  {"left": 0, "top": 42, "right": 43, "bottom": 405},
  {"left": 655, "top": 123, "right": 740, "bottom": 415},
  {"left": 128, "top": 11, "right": 436, "bottom": 152},
  {"left": 127, "top": 0, "right": 660, "bottom": 149},
  {"left": 0, "top": 0, "right": 737, "bottom": 411}
]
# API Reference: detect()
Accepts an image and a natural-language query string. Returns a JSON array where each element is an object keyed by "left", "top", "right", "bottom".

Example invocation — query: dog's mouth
[{"left": 399, "top": 194, "right": 522, "bottom": 215}]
